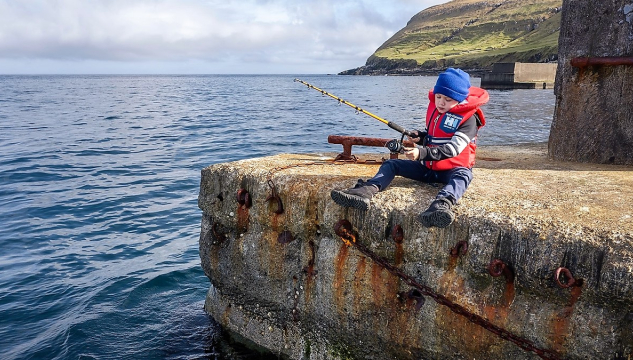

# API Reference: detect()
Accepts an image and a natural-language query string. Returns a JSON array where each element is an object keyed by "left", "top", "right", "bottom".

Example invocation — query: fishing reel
[
  {"left": 386, "top": 133, "right": 407, "bottom": 154},
  {"left": 386, "top": 138, "right": 405, "bottom": 154}
]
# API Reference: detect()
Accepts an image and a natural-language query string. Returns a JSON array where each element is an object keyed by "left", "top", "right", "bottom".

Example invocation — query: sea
[{"left": 0, "top": 74, "right": 555, "bottom": 360}]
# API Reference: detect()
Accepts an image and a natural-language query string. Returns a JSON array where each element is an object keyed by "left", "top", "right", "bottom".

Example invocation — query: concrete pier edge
[{"left": 199, "top": 143, "right": 633, "bottom": 359}]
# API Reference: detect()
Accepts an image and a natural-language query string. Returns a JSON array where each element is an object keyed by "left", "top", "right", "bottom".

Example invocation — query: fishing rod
[{"left": 293, "top": 79, "right": 418, "bottom": 147}]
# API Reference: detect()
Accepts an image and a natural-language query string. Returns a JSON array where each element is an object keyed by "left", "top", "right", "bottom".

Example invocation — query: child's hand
[
  {"left": 406, "top": 129, "right": 427, "bottom": 145},
  {"left": 404, "top": 147, "right": 420, "bottom": 161},
  {"left": 407, "top": 135, "right": 421, "bottom": 143},
  {"left": 406, "top": 130, "right": 420, "bottom": 143}
]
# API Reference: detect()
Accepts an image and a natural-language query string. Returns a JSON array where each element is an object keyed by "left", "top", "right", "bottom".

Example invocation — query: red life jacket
[{"left": 424, "top": 87, "right": 489, "bottom": 170}]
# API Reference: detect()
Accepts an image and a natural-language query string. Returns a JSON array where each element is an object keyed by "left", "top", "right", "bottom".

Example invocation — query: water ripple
[{"left": 0, "top": 74, "right": 554, "bottom": 359}]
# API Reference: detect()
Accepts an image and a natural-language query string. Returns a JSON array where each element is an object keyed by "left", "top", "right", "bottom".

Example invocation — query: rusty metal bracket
[
  {"left": 571, "top": 56, "right": 633, "bottom": 68},
  {"left": 328, "top": 135, "right": 414, "bottom": 161},
  {"left": 555, "top": 267, "right": 583, "bottom": 288},
  {"left": 236, "top": 188, "right": 252, "bottom": 209},
  {"left": 450, "top": 241, "right": 468, "bottom": 258},
  {"left": 265, "top": 180, "right": 284, "bottom": 214},
  {"left": 488, "top": 259, "right": 515, "bottom": 284},
  {"left": 391, "top": 224, "right": 404, "bottom": 244},
  {"left": 333, "top": 219, "right": 356, "bottom": 246}
]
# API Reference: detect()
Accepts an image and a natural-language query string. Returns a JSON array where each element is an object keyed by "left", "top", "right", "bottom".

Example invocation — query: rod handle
[{"left": 388, "top": 122, "right": 416, "bottom": 137}]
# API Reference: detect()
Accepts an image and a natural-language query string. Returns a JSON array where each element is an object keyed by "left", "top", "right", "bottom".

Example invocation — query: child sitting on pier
[{"left": 330, "top": 68, "right": 489, "bottom": 228}]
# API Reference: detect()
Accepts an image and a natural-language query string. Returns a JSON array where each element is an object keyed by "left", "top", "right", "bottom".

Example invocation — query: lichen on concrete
[{"left": 199, "top": 143, "right": 633, "bottom": 359}]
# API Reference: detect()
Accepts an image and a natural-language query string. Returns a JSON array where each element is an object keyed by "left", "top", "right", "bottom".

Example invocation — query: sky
[{"left": 0, "top": 0, "right": 449, "bottom": 74}]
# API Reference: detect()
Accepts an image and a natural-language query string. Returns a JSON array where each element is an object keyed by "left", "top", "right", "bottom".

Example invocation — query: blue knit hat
[{"left": 433, "top": 68, "right": 471, "bottom": 102}]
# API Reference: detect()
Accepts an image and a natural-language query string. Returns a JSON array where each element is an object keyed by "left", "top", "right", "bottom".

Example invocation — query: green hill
[{"left": 340, "top": 0, "right": 562, "bottom": 75}]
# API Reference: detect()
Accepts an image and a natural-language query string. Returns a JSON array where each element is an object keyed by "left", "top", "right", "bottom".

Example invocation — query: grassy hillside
[{"left": 341, "top": 0, "right": 562, "bottom": 75}]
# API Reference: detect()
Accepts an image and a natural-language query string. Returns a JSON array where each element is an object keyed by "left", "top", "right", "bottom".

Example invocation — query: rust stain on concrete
[
  {"left": 262, "top": 230, "right": 285, "bottom": 280},
  {"left": 394, "top": 241, "right": 404, "bottom": 267},
  {"left": 334, "top": 243, "right": 350, "bottom": 312},
  {"left": 371, "top": 262, "right": 387, "bottom": 307},
  {"left": 303, "top": 240, "right": 317, "bottom": 305},
  {"left": 550, "top": 285, "right": 583, "bottom": 353},
  {"left": 353, "top": 257, "right": 367, "bottom": 314},
  {"left": 198, "top": 146, "right": 633, "bottom": 359},
  {"left": 236, "top": 205, "right": 249, "bottom": 233}
]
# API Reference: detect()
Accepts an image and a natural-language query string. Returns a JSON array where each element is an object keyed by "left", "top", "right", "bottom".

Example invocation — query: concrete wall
[
  {"left": 514, "top": 63, "right": 558, "bottom": 83},
  {"left": 549, "top": 0, "right": 633, "bottom": 164},
  {"left": 481, "top": 62, "right": 557, "bottom": 89},
  {"left": 492, "top": 63, "right": 517, "bottom": 74},
  {"left": 198, "top": 147, "right": 633, "bottom": 360}
]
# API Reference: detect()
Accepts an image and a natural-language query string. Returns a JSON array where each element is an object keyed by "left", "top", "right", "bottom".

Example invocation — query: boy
[{"left": 330, "top": 68, "right": 489, "bottom": 228}]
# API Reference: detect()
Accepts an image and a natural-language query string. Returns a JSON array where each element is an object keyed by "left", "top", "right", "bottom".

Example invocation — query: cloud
[{"left": 0, "top": 0, "right": 448, "bottom": 73}]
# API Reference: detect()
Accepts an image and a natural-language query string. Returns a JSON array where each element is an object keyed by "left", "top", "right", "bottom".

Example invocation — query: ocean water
[{"left": 0, "top": 74, "right": 555, "bottom": 359}]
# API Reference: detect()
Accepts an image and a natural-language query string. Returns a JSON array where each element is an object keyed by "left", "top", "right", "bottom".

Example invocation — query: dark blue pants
[{"left": 365, "top": 159, "right": 473, "bottom": 203}]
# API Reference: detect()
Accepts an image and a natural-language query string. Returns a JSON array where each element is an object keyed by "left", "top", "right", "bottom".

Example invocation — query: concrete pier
[
  {"left": 481, "top": 62, "right": 558, "bottom": 89},
  {"left": 549, "top": 0, "right": 633, "bottom": 165},
  {"left": 198, "top": 144, "right": 633, "bottom": 359}
]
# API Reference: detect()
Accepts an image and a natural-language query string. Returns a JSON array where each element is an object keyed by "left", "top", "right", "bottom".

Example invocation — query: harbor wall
[
  {"left": 198, "top": 145, "right": 633, "bottom": 359},
  {"left": 480, "top": 62, "right": 557, "bottom": 89}
]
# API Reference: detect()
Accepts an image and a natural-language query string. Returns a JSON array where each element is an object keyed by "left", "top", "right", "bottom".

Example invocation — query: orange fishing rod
[{"left": 294, "top": 78, "right": 417, "bottom": 138}]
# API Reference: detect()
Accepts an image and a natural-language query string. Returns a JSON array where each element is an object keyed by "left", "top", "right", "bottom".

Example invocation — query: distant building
[{"left": 480, "top": 62, "right": 558, "bottom": 89}]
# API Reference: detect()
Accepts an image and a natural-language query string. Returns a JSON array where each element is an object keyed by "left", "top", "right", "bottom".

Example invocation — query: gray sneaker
[
  {"left": 418, "top": 197, "right": 455, "bottom": 228},
  {"left": 330, "top": 179, "right": 378, "bottom": 211}
]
